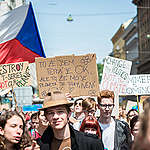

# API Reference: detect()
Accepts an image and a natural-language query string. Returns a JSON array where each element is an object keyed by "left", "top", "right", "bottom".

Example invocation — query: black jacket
[
  {"left": 114, "top": 119, "right": 132, "bottom": 150},
  {"left": 39, "top": 125, "right": 104, "bottom": 150}
]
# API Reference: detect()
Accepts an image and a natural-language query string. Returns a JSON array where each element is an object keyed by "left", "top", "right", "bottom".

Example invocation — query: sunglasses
[{"left": 75, "top": 102, "right": 82, "bottom": 106}]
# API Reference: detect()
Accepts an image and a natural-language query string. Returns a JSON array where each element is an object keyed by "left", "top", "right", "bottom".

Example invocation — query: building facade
[
  {"left": 133, "top": 0, "right": 150, "bottom": 73},
  {"left": 0, "top": 0, "right": 25, "bottom": 16},
  {"left": 122, "top": 16, "right": 138, "bottom": 75},
  {"left": 111, "top": 19, "right": 133, "bottom": 60}
]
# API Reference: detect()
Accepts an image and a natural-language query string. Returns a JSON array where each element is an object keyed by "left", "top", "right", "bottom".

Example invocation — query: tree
[{"left": 97, "top": 63, "right": 104, "bottom": 83}]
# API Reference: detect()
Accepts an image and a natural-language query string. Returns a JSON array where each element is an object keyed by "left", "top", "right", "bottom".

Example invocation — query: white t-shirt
[
  {"left": 73, "top": 119, "right": 83, "bottom": 131},
  {"left": 99, "top": 117, "right": 115, "bottom": 150}
]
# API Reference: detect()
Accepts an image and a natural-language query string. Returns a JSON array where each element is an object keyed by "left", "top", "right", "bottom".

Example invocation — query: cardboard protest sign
[
  {"left": 35, "top": 54, "right": 99, "bottom": 98},
  {"left": 0, "top": 62, "right": 31, "bottom": 90},
  {"left": 100, "top": 56, "right": 132, "bottom": 95},
  {"left": 125, "top": 74, "right": 150, "bottom": 95}
]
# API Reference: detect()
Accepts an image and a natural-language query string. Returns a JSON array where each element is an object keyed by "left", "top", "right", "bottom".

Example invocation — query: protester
[
  {"left": 37, "top": 110, "right": 49, "bottom": 136},
  {"left": 69, "top": 97, "right": 85, "bottom": 126},
  {"left": 97, "top": 90, "right": 132, "bottom": 150},
  {"left": 29, "top": 112, "right": 41, "bottom": 139},
  {"left": 126, "top": 109, "right": 139, "bottom": 124},
  {"left": 40, "top": 91, "right": 104, "bottom": 150},
  {"left": 132, "top": 103, "right": 150, "bottom": 150},
  {"left": 73, "top": 97, "right": 97, "bottom": 130},
  {"left": 72, "top": 98, "right": 85, "bottom": 119},
  {"left": 80, "top": 116, "right": 101, "bottom": 139},
  {"left": 0, "top": 110, "right": 40, "bottom": 150},
  {"left": 118, "top": 106, "right": 127, "bottom": 122},
  {"left": 82, "top": 97, "right": 97, "bottom": 117},
  {"left": 130, "top": 115, "right": 140, "bottom": 142}
]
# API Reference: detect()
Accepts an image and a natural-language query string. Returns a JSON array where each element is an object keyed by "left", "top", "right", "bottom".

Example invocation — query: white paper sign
[
  {"left": 100, "top": 56, "right": 132, "bottom": 95},
  {"left": 100, "top": 56, "right": 132, "bottom": 117},
  {"left": 125, "top": 74, "right": 150, "bottom": 95}
]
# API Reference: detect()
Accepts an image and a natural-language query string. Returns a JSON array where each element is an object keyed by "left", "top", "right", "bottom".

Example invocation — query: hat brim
[{"left": 39, "top": 102, "right": 73, "bottom": 111}]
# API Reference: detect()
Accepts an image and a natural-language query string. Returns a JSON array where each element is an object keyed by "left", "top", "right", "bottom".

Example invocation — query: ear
[{"left": 0, "top": 127, "right": 4, "bottom": 135}]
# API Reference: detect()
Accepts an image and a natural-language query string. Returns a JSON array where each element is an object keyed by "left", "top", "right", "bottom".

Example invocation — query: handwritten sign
[
  {"left": 100, "top": 56, "right": 132, "bottom": 95},
  {"left": 0, "top": 62, "right": 31, "bottom": 89},
  {"left": 125, "top": 74, "right": 150, "bottom": 95},
  {"left": 35, "top": 54, "right": 99, "bottom": 98},
  {"left": 100, "top": 56, "right": 132, "bottom": 117}
]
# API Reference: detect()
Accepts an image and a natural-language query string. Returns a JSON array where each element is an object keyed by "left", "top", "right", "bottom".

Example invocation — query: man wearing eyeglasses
[{"left": 97, "top": 90, "right": 132, "bottom": 150}]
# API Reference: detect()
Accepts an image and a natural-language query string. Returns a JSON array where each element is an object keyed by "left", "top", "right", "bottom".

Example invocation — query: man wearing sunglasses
[
  {"left": 73, "top": 97, "right": 97, "bottom": 130},
  {"left": 69, "top": 98, "right": 85, "bottom": 125},
  {"left": 97, "top": 90, "right": 132, "bottom": 150}
]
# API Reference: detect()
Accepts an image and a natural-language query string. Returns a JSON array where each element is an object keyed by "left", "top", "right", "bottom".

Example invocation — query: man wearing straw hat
[{"left": 39, "top": 91, "right": 104, "bottom": 150}]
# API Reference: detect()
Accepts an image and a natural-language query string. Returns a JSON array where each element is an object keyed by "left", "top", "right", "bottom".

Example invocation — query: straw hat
[{"left": 40, "top": 91, "right": 73, "bottom": 110}]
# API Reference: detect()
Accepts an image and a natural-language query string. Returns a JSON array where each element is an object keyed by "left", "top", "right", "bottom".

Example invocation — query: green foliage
[{"left": 97, "top": 63, "right": 104, "bottom": 83}]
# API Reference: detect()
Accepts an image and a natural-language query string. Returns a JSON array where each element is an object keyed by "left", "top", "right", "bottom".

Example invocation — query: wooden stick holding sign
[{"left": 12, "top": 87, "right": 19, "bottom": 112}]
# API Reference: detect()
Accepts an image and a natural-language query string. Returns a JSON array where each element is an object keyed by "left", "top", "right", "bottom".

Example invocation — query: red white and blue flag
[{"left": 0, "top": 2, "right": 46, "bottom": 64}]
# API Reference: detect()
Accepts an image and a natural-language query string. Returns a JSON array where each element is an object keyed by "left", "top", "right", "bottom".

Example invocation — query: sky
[{"left": 28, "top": 0, "right": 137, "bottom": 63}]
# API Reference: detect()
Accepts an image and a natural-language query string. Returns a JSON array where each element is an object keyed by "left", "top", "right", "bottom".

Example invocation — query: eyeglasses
[
  {"left": 99, "top": 104, "right": 114, "bottom": 109},
  {"left": 75, "top": 102, "right": 82, "bottom": 106}
]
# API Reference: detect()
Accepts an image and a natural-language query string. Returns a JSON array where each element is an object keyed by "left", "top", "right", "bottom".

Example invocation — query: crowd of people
[{"left": 0, "top": 89, "right": 149, "bottom": 150}]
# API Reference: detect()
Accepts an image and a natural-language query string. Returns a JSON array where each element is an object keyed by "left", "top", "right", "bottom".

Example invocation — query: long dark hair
[{"left": 0, "top": 111, "right": 32, "bottom": 150}]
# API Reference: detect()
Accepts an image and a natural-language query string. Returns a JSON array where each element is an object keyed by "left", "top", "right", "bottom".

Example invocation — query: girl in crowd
[
  {"left": 126, "top": 109, "right": 139, "bottom": 124},
  {"left": 82, "top": 97, "right": 97, "bottom": 117},
  {"left": 37, "top": 110, "right": 49, "bottom": 136},
  {"left": 80, "top": 116, "right": 101, "bottom": 139},
  {"left": 0, "top": 111, "right": 39, "bottom": 150},
  {"left": 28, "top": 112, "right": 41, "bottom": 140},
  {"left": 130, "top": 115, "right": 140, "bottom": 141}
]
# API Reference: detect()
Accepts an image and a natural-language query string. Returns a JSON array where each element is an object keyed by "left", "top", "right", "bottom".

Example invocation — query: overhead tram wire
[{"left": 36, "top": 11, "right": 135, "bottom": 16}]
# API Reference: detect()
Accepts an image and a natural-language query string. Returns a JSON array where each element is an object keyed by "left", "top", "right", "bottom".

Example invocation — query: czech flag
[{"left": 0, "top": 2, "right": 46, "bottom": 64}]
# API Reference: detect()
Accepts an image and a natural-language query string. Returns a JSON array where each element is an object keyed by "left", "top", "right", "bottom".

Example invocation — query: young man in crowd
[
  {"left": 97, "top": 90, "right": 132, "bottom": 150},
  {"left": 39, "top": 91, "right": 104, "bottom": 150}
]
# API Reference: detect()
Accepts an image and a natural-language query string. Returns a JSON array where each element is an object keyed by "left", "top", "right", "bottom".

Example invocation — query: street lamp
[
  {"left": 146, "top": 34, "right": 150, "bottom": 39},
  {"left": 67, "top": 14, "right": 73, "bottom": 22}
]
